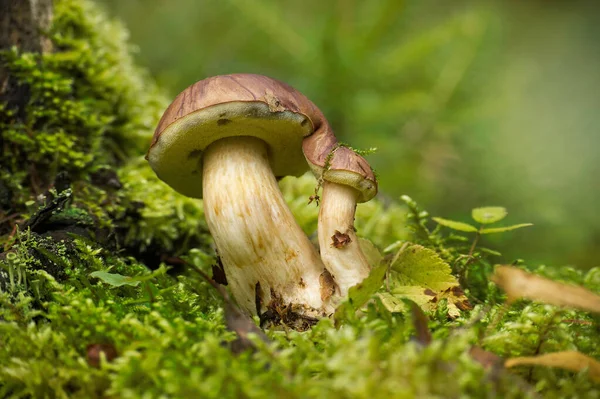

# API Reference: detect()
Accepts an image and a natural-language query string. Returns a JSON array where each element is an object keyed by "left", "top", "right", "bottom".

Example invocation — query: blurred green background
[{"left": 97, "top": 0, "right": 600, "bottom": 269}]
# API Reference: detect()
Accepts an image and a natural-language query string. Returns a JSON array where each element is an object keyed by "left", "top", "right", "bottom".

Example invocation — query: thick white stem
[
  {"left": 318, "top": 181, "right": 371, "bottom": 296},
  {"left": 202, "top": 136, "right": 333, "bottom": 317}
]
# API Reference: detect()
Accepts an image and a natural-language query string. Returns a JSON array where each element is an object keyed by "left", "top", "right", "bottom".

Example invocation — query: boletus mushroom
[
  {"left": 147, "top": 73, "right": 377, "bottom": 326},
  {"left": 147, "top": 74, "right": 338, "bottom": 324},
  {"left": 303, "top": 129, "right": 378, "bottom": 296}
]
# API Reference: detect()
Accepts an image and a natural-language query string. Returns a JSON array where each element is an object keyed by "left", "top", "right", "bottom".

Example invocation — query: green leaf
[
  {"left": 432, "top": 217, "right": 477, "bottom": 232},
  {"left": 481, "top": 223, "right": 533, "bottom": 234},
  {"left": 471, "top": 207, "right": 507, "bottom": 224},
  {"left": 358, "top": 238, "right": 383, "bottom": 268},
  {"left": 479, "top": 247, "right": 502, "bottom": 256},
  {"left": 388, "top": 244, "right": 471, "bottom": 319},
  {"left": 383, "top": 241, "right": 404, "bottom": 254},
  {"left": 390, "top": 245, "right": 456, "bottom": 291},
  {"left": 334, "top": 263, "right": 388, "bottom": 326},
  {"left": 127, "top": 265, "right": 169, "bottom": 283},
  {"left": 376, "top": 292, "right": 406, "bottom": 313},
  {"left": 89, "top": 271, "right": 141, "bottom": 287}
]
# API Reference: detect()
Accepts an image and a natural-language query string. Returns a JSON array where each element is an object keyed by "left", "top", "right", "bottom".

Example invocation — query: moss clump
[
  {"left": 3, "top": 227, "right": 598, "bottom": 397},
  {"left": 0, "top": 0, "right": 210, "bottom": 262},
  {"left": 0, "top": 0, "right": 598, "bottom": 397},
  {"left": 0, "top": 0, "right": 163, "bottom": 238}
]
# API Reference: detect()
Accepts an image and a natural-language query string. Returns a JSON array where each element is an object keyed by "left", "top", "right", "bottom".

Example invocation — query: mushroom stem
[
  {"left": 202, "top": 136, "right": 333, "bottom": 317},
  {"left": 318, "top": 180, "right": 371, "bottom": 296}
]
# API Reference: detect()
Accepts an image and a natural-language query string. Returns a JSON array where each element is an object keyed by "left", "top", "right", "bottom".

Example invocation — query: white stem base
[
  {"left": 318, "top": 181, "right": 371, "bottom": 296},
  {"left": 202, "top": 136, "right": 333, "bottom": 318}
]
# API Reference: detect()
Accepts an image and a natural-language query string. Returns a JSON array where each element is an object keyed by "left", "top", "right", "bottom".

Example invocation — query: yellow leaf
[
  {"left": 505, "top": 351, "right": 600, "bottom": 383},
  {"left": 492, "top": 265, "right": 600, "bottom": 313},
  {"left": 387, "top": 244, "right": 472, "bottom": 319}
]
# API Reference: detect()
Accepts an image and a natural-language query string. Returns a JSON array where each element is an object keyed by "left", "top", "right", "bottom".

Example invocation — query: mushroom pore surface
[{"left": 202, "top": 136, "right": 334, "bottom": 318}]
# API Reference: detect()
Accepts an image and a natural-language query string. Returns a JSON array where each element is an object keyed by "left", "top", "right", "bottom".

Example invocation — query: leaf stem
[{"left": 468, "top": 226, "right": 483, "bottom": 258}]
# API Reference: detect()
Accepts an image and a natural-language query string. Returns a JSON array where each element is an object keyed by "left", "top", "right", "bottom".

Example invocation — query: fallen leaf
[
  {"left": 469, "top": 346, "right": 503, "bottom": 370},
  {"left": 319, "top": 269, "right": 336, "bottom": 301},
  {"left": 430, "top": 285, "right": 473, "bottom": 318},
  {"left": 225, "top": 300, "right": 270, "bottom": 354},
  {"left": 387, "top": 244, "right": 471, "bottom": 319},
  {"left": 505, "top": 351, "right": 600, "bottom": 382},
  {"left": 389, "top": 285, "right": 472, "bottom": 319},
  {"left": 181, "top": 257, "right": 271, "bottom": 353},
  {"left": 492, "top": 265, "right": 600, "bottom": 313},
  {"left": 404, "top": 298, "right": 432, "bottom": 346},
  {"left": 87, "top": 343, "right": 118, "bottom": 368}
]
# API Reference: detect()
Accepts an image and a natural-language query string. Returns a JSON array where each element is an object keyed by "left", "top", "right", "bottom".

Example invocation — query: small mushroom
[
  {"left": 304, "top": 135, "right": 378, "bottom": 296},
  {"left": 147, "top": 74, "right": 335, "bottom": 319}
]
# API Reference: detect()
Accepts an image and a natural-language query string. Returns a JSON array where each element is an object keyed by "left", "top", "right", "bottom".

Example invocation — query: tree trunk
[{"left": 0, "top": 0, "right": 54, "bottom": 111}]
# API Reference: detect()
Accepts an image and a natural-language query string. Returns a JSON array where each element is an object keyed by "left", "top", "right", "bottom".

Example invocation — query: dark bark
[{"left": 0, "top": 0, "right": 54, "bottom": 112}]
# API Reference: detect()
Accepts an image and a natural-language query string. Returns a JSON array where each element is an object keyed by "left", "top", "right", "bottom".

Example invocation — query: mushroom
[
  {"left": 303, "top": 136, "right": 378, "bottom": 297},
  {"left": 146, "top": 74, "right": 337, "bottom": 322}
]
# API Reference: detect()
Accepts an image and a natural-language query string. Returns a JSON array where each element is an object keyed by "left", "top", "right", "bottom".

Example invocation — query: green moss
[
  {"left": 116, "top": 159, "right": 211, "bottom": 255},
  {"left": 0, "top": 0, "right": 165, "bottom": 238},
  {"left": 2, "top": 184, "right": 597, "bottom": 398},
  {"left": 0, "top": 0, "right": 210, "bottom": 262}
]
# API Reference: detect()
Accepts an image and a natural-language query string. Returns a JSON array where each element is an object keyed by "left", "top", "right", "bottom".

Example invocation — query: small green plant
[
  {"left": 430, "top": 206, "right": 532, "bottom": 295},
  {"left": 433, "top": 206, "right": 532, "bottom": 259}
]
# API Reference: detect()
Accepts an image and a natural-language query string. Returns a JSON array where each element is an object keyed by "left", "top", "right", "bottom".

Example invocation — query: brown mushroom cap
[
  {"left": 302, "top": 118, "right": 378, "bottom": 203},
  {"left": 147, "top": 74, "right": 325, "bottom": 198},
  {"left": 320, "top": 146, "right": 377, "bottom": 203},
  {"left": 148, "top": 73, "right": 377, "bottom": 202}
]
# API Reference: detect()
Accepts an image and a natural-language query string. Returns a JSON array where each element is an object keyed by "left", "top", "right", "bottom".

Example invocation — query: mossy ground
[{"left": 0, "top": 1, "right": 598, "bottom": 398}]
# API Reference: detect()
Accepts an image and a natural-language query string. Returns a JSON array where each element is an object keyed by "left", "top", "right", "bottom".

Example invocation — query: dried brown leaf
[
  {"left": 469, "top": 346, "right": 503, "bottom": 370},
  {"left": 505, "top": 351, "right": 600, "bottom": 382},
  {"left": 211, "top": 257, "right": 228, "bottom": 286},
  {"left": 319, "top": 269, "right": 336, "bottom": 301},
  {"left": 87, "top": 343, "right": 118, "bottom": 368},
  {"left": 179, "top": 257, "right": 270, "bottom": 353},
  {"left": 405, "top": 299, "right": 432, "bottom": 346},
  {"left": 389, "top": 285, "right": 472, "bottom": 320},
  {"left": 492, "top": 265, "right": 600, "bottom": 313}
]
